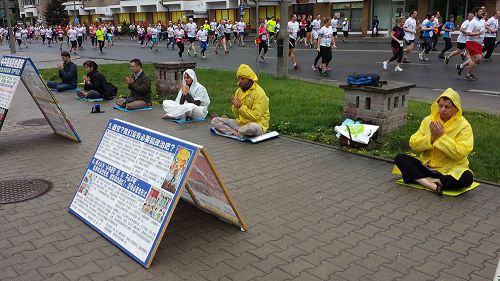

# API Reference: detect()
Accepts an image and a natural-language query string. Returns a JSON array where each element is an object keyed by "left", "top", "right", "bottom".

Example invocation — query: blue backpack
[{"left": 347, "top": 74, "right": 385, "bottom": 87}]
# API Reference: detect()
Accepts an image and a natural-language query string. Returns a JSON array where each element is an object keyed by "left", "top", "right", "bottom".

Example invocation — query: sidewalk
[{"left": 0, "top": 79, "right": 499, "bottom": 280}]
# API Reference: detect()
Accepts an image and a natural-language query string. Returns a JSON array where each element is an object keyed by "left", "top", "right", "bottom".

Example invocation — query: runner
[
  {"left": 298, "top": 15, "right": 307, "bottom": 45},
  {"left": 186, "top": 18, "right": 197, "bottom": 56},
  {"left": 311, "top": 14, "right": 321, "bottom": 48},
  {"left": 150, "top": 24, "right": 159, "bottom": 51},
  {"left": 225, "top": 20, "right": 233, "bottom": 48},
  {"left": 257, "top": 20, "right": 269, "bottom": 62},
  {"left": 138, "top": 24, "right": 145, "bottom": 47},
  {"left": 117, "top": 24, "right": 122, "bottom": 40},
  {"left": 21, "top": 27, "right": 28, "bottom": 48},
  {"left": 331, "top": 15, "right": 339, "bottom": 40},
  {"left": 419, "top": 14, "right": 435, "bottom": 61},
  {"left": 457, "top": 7, "right": 486, "bottom": 81},
  {"left": 96, "top": 26, "right": 104, "bottom": 53},
  {"left": 215, "top": 19, "right": 228, "bottom": 54},
  {"left": 40, "top": 26, "right": 46, "bottom": 44},
  {"left": 432, "top": 11, "right": 442, "bottom": 51},
  {"left": 445, "top": 12, "right": 473, "bottom": 65},
  {"left": 402, "top": 9, "right": 418, "bottom": 63},
  {"left": 56, "top": 25, "right": 65, "bottom": 51},
  {"left": 89, "top": 25, "right": 96, "bottom": 48},
  {"left": 317, "top": 18, "right": 336, "bottom": 76},
  {"left": 210, "top": 19, "right": 217, "bottom": 44},
  {"left": 383, "top": 17, "right": 406, "bottom": 72},
  {"left": 14, "top": 28, "right": 22, "bottom": 49},
  {"left": 175, "top": 23, "right": 185, "bottom": 60},
  {"left": 46, "top": 26, "right": 53, "bottom": 47},
  {"left": 167, "top": 22, "right": 175, "bottom": 50},
  {"left": 267, "top": 16, "right": 276, "bottom": 47},
  {"left": 341, "top": 18, "right": 350, "bottom": 41},
  {"left": 236, "top": 18, "right": 246, "bottom": 47},
  {"left": 288, "top": 14, "right": 301, "bottom": 70},
  {"left": 203, "top": 20, "right": 210, "bottom": 46},
  {"left": 438, "top": 15, "right": 455, "bottom": 59},
  {"left": 482, "top": 10, "right": 499, "bottom": 61},
  {"left": 197, "top": 26, "right": 208, "bottom": 59},
  {"left": 77, "top": 24, "right": 84, "bottom": 49},
  {"left": 129, "top": 23, "right": 136, "bottom": 41},
  {"left": 68, "top": 26, "right": 78, "bottom": 54}
]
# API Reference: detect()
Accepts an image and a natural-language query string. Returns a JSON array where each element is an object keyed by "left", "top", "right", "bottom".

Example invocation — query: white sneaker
[
  {"left": 383, "top": 61, "right": 388, "bottom": 70},
  {"left": 418, "top": 52, "right": 424, "bottom": 61},
  {"left": 395, "top": 66, "right": 403, "bottom": 72}
]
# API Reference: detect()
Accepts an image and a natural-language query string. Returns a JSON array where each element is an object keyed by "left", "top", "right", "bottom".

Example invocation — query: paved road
[
  {"left": 0, "top": 80, "right": 499, "bottom": 280},
  {"left": 1, "top": 38, "right": 499, "bottom": 114}
]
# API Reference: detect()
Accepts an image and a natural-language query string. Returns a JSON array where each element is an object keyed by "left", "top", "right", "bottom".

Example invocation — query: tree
[{"left": 43, "top": 0, "right": 67, "bottom": 26}]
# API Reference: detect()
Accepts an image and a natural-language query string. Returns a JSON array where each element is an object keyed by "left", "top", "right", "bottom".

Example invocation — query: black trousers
[
  {"left": 177, "top": 41, "right": 184, "bottom": 57},
  {"left": 259, "top": 41, "right": 268, "bottom": 55},
  {"left": 394, "top": 154, "right": 473, "bottom": 190},
  {"left": 98, "top": 40, "right": 104, "bottom": 52},
  {"left": 482, "top": 37, "right": 496, "bottom": 59},
  {"left": 388, "top": 45, "right": 403, "bottom": 63},
  {"left": 441, "top": 37, "right": 452, "bottom": 55}
]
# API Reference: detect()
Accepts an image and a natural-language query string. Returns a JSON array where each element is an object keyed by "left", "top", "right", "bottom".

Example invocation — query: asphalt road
[{"left": 1, "top": 38, "right": 499, "bottom": 113}]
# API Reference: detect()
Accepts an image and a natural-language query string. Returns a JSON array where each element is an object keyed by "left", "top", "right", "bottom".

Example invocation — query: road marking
[
  {"left": 481, "top": 94, "right": 500, "bottom": 98},
  {"left": 468, "top": 89, "right": 500, "bottom": 96},
  {"left": 431, "top": 88, "right": 445, "bottom": 91},
  {"left": 376, "top": 61, "right": 433, "bottom": 66}
]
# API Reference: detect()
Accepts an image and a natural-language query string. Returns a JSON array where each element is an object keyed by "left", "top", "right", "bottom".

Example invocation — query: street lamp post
[
  {"left": 276, "top": 0, "right": 289, "bottom": 79},
  {"left": 4, "top": 0, "right": 16, "bottom": 53}
]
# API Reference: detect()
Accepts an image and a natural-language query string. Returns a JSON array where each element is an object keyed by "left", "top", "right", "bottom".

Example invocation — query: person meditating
[
  {"left": 162, "top": 69, "right": 210, "bottom": 120},
  {"left": 77, "top": 60, "right": 117, "bottom": 100},
  {"left": 47, "top": 51, "right": 77, "bottom": 92},
  {"left": 394, "top": 88, "right": 474, "bottom": 196},
  {"left": 115, "top": 59, "right": 152, "bottom": 110},
  {"left": 211, "top": 64, "right": 270, "bottom": 137}
]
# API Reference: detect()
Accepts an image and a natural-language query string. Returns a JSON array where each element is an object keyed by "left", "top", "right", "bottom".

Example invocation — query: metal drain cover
[
  {"left": 17, "top": 118, "right": 49, "bottom": 126},
  {"left": 0, "top": 179, "right": 53, "bottom": 204}
]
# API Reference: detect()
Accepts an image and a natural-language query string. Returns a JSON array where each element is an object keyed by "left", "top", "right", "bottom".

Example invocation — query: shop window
[
  {"left": 135, "top": 12, "right": 146, "bottom": 24},
  {"left": 118, "top": 13, "right": 130, "bottom": 24},
  {"left": 153, "top": 12, "right": 167, "bottom": 25},
  {"left": 171, "top": 11, "right": 184, "bottom": 23}
]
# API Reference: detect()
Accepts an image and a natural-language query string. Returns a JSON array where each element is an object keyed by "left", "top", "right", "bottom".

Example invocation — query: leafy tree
[{"left": 43, "top": 0, "right": 67, "bottom": 26}]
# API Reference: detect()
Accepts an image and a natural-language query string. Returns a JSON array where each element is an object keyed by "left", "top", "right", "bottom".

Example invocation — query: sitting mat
[
  {"left": 56, "top": 88, "right": 82, "bottom": 93},
  {"left": 113, "top": 106, "right": 153, "bottom": 112},
  {"left": 74, "top": 97, "right": 104, "bottom": 102},
  {"left": 396, "top": 179, "right": 480, "bottom": 197},
  {"left": 210, "top": 127, "right": 279, "bottom": 144},
  {"left": 171, "top": 118, "right": 205, "bottom": 123}
]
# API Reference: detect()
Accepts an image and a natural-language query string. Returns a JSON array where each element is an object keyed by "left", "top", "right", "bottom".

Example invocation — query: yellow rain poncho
[
  {"left": 395, "top": 88, "right": 473, "bottom": 179},
  {"left": 233, "top": 64, "right": 270, "bottom": 133}
]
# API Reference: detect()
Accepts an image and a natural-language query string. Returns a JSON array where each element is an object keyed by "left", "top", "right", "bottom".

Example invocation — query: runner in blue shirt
[{"left": 439, "top": 15, "right": 455, "bottom": 59}]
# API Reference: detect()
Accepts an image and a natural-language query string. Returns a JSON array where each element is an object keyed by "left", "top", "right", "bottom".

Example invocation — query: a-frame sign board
[
  {"left": 68, "top": 118, "right": 247, "bottom": 268},
  {"left": 0, "top": 55, "right": 80, "bottom": 142}
]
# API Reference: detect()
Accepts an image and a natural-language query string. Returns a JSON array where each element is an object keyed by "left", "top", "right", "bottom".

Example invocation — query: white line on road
[
  {"left": 468, "top": 89, "right": 500, "bottom": 96},
  {"left": 376, "top": 61, "right": 433, "bottom": 66},
  {"left": 480, "top": 94, "right": 500, "bottom": 98}
]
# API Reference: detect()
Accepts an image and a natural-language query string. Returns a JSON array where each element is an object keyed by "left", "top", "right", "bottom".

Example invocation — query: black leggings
[
  {"left": 482, "top": 37, "right": 496, "bottom": 59},
  {"left": 177, "top": 41, "right": 184, "bottom": 57},
  {"left": 320, "top": 46, "right": 332, "bottom": 64},
  {"left": 388, "top": 45, "right": 403, "bottom": 63},
  {"left": 394, "top": 154, "right": 473, "bottom": 190},
  {"left": 98, "top": 40, "right": 104, "bottom": 52},
  {"left": 259, "top": 41, "right": 268, "bottom": 55},
  {"left": 314, "top": 50, "right": 322, "bottom": 66},
  {"left": 423, "top": 36, "right": 432, "bottom": 54},
  {"left": 77, "top": 36, "right": 83, "bottom": 48},
  {"left": 441, "top": 37, "right": 452, "bottom": 55}
]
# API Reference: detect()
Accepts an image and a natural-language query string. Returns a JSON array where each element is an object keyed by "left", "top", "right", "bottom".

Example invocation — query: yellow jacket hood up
[{"left": 394, "top": 88, "right": 474, "bottom": 179}]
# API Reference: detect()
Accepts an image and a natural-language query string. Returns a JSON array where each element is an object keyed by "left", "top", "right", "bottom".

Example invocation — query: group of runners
[{"left": 383, "top": 6, "right": 499, "bottom": 81}]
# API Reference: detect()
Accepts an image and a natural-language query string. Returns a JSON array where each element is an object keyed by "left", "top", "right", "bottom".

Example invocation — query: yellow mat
[{"left": 396, "top": 179, "right": 480, "bottom": 197}]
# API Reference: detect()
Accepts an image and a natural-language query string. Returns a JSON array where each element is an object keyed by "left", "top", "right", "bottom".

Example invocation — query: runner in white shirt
[
  {"left": 311, "top": 14, "right": 321, "bottom": 47},
  {"left": 209, "top": 20, "right": 217, "bottom": 44},
  {"left": 402, "top": 10, "right": 418, "bottom": 63},
  {"left": 431, "top": 12, "right": 442, "bottom": 51},
  {"left": 331, "top": 16, "right": 339, "bottom": 39},
  {"left": 174, "top": 23, "right": 185, "bottom": 60},
  {"left": 129, "top": 24, "right": 136, "bottom": 41},
  {"left": 225, "top": 20, "right": 233, "bottom": 47},
  {"left": 482, "top": 10, "right": 499, "bottom": 60},
  {"left": 288, "top": 14, "right": 301, "bottom": 70},
  {"left": 150, "top": 25, "right": 159, "bottom": 51},
  {"left": 77, "top": 24, "right": 84, "bottom": 49},
  {"left": 45, "top": 27, "right": 53, "bottom": 47},
  {"left": 457, "top": 7, "right": 486, "bottom": 81},
  {"left": 39, "top": 26, "right": 46, "bottom": 44},
  {"left": 215, "top": 20, "right": 228, "bottom": 54},
  {"left": 445, "top": 12, "right": 473, "bottom": 64},
  {"left": 317, "top": 18, "right": 336, "bottom": 76},
  {"left": 341, "top": 18, "right": 350, "bottom": 41},
  {"left": 197, "top": 28, "right": 208, "bottom": 59},
  {"left": 117, "top": 25, "right": 122, "bottom": 40},
  {"left": 167, "top": 23, "right": 175, "bottom": 50},
  {"left": 186, "top": 18, "right": 198, "bottom": 56},
  {"left": 137, "top": 25, "right": 145, "bottom": 47},
  {"left": 68, "top": 26, "right": 78, "bottom": 53}
]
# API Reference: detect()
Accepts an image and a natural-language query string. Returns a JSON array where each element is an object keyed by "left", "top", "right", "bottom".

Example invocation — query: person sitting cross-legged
[
  {"left": 115, "top": 59, "right": 152, "bottom": 110},
  {"left": 211, "top": 64, "right": 270, "bottom": 137},
  {"left": 162, "top": 69, "right": 210, "bottom": 120},
  {"left": 77, "top": 60, "right": 117, "bottom": 100},
  {"left": 393, "top": 88, "right": 474, "bottom": 196},
  {"left": 47, "top": 51, "right": 77, "bottom": 92}
]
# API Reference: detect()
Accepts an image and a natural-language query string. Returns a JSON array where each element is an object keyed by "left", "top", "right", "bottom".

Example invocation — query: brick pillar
[
  {"left": 362, "top": 0, "right": 371, "bottom": 36},
  {"left": 417, "top": 0, "right": 430, "bottom": 22}
]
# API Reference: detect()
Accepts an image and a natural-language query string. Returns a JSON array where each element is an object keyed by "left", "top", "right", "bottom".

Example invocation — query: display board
[
  {"left": 0, "top": 55, "right": 80, "bottom": 142},
  {"left": 69, "top": 119, "right": 247, "bottom": 268}
]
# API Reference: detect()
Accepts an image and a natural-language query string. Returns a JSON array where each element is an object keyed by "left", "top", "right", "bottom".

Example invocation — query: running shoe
[
  {"left": 456, "top": 64, "right": 464, "bottom": 76},
  {"left": 320, "top": 72, "right": 328, "bottom": 77},
  {"left": 325, "top": 66, "right": 332, "bottom": 71},
  {"left": 293, "top": 64, "right": 301, "bottom": 70},
  {"left": 483, "top": 58, "right": 491, "bottom": 61},
  {"left": 460, "top": 53, "right": 466, "bottom": 61},
  {"left": 438, "top": 54, "right": 445, "bottom": 59},
  {"left": 465, "top": 74, "right": 478, "bottom": 81},
  {"left": 444, "top": 56, "right": 450, "bottom": 65},
  {"left": 187, "top": 50, "right": 191, "bottom": 56},
  {"left": 394, "top": 66, "right": 403, "bottom": 72},
  {"left": 418, "top": 52, "right": 424, "bottom": 61},
  {"left": 202, "top": 55, "right": 206, "bottom": 59},
  {"left": 312, "top": 65, "right": 318, "bottom": 71},
  {"left": 423, "top": 57, "right": 429, "bottom": 61},
  {"left": 383, "top": 61, "right": 388, "bottom": 70},
  {"left": 402, "top": 59, "right": 411, "bottom": 63}
]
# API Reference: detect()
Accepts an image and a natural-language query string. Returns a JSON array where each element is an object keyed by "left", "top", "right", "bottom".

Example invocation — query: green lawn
[{"left": 40, "top": 64, "right": 499, "bottom": 183}]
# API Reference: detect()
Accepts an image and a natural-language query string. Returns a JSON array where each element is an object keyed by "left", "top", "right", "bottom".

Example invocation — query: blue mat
[
  {"left": 53, "top": 88, "right": 82, "bottom": 93},
  {"left": 113, "top": 106, "right": 153, "bottom": 112},
  {"left": 171, "top": 118, "right": 205, "bottom": 123},
  {"left": 74, "top": 97, "right": 104, "bottom": 102}
]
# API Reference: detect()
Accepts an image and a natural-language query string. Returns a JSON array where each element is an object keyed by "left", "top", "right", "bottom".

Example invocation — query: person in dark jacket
[
  {"left": 47, "top": 51, "right": 77, "bottom": 92},
  {"left": 77, "top": 60, "right": 117, "bottom": 99},
  {"left": 372, "top": 16, "right": 380, "bottom": 37},
  {"left": 115, "top": 59, "right": 152, "bottom": 110}
]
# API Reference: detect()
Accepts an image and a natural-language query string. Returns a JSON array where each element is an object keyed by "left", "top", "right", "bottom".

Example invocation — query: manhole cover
[
  {"left": 0, "top": 179, "right": 53, "bottom": 204},
  {"left": 17, "top": 118, "right": 49, "bottom": 126}
]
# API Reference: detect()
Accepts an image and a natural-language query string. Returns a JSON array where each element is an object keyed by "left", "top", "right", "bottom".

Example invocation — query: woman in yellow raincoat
[{"left": 394, "top": 88, "right": 474, "bottom": 195}]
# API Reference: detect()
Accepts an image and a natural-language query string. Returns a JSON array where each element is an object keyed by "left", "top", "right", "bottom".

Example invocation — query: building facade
[
  {"left": 2, "top": 0, "right": 21, "bottom": 25},
  {"left": 17, "top": 0, "right": 500, "bottom": 34}
]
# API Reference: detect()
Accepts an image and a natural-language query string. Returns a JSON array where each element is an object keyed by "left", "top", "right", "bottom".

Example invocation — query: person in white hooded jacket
[{"left": 162, "top": 69, "right": 210, "bottom": 120}]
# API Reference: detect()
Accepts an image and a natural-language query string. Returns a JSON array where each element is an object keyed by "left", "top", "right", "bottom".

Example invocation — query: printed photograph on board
[
  {"left": 78, "top": 171, "right": 95, "bottom": 196},
  {"left": 142, "top": 187, "right": 173, "bottom": 222},
  {"left": 161, "top": 146, "right": 192, "bottom": 194}
]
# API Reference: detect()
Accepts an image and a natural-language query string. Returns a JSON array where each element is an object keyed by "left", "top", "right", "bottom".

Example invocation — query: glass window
[
  {"left": 171, "top": 11, "right": 184, "bottom": 23},
  {"left": 135, "top": 12, "right": 146, "bottom": 23},
  {"left": 152, "top": 12, "right": 167, "bottom": 25},
  {"left": 118, "top": 13, "right": 130, "bottom": 24}
]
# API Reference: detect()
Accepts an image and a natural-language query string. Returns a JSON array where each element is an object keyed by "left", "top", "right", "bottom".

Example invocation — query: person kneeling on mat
[
  {"left": 47, "top": 51, "right": 77, "bottom": 92},
  {"left": 77, "top": 60, "right": 117, "bottom": 100},
  {"left": 211, "top": 64, "right": 270, "bottom": 137},
  {"left": 393, "top": 88, "right": 474, "bottom": 196},
  {"left": 162, "top": 69, "right": 210, "bottom": 120},
  {"left": 115, "top": 59, "right": 152, "bottom": 110}
]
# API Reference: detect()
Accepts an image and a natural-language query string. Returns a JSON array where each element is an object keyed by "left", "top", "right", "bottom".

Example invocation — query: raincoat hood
[
  {"left": 431, "top": 88, "right": 463, "bottom": 124},
  {"left": 174, "top": 69, "right": 210, "bottom": 111},
  {"left": 236, "top": 64, "right": 258, "bottom": 82},
  {"left": 183, "top": 69, "right": 199, "bottom": 89}
]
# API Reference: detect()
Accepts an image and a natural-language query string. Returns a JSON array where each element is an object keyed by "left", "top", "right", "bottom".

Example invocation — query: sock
[{"left": 460, "top": 63, "right": 466, "bottom": 69}]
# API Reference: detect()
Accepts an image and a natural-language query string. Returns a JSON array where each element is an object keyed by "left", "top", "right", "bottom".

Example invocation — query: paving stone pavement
[{"left": 0, "top": 80, "right": 499, "bottom": 281}]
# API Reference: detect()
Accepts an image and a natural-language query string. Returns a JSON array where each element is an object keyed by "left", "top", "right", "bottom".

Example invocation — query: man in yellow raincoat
[
  {"left": 393, "top": 88, "right": 474, "bottom": 195},
  {"left": 211, "top": 64, "right": 270, "bottom": 137}
]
